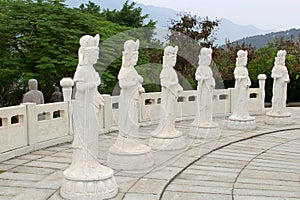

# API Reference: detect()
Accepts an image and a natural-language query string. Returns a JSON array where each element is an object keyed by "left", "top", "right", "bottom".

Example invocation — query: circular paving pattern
[{"left": 161, "top": 129, "right": 300, "bottom": 200}]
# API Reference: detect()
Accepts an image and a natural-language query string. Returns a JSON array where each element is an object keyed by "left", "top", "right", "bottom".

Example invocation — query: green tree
[
  {"left": 102, "top": 0, "right": 155, "bottom": 28},
  {"left": 167, "top": 13, "right": 219, "bottom": 89},
  {"left": 97, "top": 1, "right": 161, "bottom": 94},
  {"left": 0, "top": 0, "right": 128, "bottom": 106},
  {"left": 79, "top": 1, "right": 101, "bottom": 17}
]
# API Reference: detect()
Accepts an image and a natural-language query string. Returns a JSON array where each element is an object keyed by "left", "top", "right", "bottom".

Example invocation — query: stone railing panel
[
  {"left": 248, "top": 88, "right": 262, "bottom": 113},
  {"left": 213, "top": 89, "right": 231, "bottom": 115},
  {"left": 140, "top": 92, "right": 161, "bottom": 123},
  {"left": 0, "top": 105, "right": 28, "bottom": 154},
  {"left": 35, "top": 102, "right": 69, "bottom": 143}
]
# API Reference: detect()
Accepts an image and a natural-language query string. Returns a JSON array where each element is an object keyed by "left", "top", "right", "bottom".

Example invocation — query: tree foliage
[
  {"left": 167, "top": 13, "right": 219, "bottom": 89},
  {"left": 102, "top": 0, "right": 156, "bottom": 28},
  {"left": 0, "top": 0, "right": 129, "bottom": 106}
]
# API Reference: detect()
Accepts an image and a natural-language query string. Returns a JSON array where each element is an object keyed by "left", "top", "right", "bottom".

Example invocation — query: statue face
[
  {"left": 163, "top": 54, "right": 176, "bottom": 68},
  {"left": 170, "top": 54, "right": 177, "bottom": 66},
  {"left": 130, "top": 52, "right": 139, "bottom": 66},
  {"left": 275, "top": 56, "right": 285, "bottom": 66},
  {"left": 238, "top": 57, "right": 247, "bottom": 66},
  {"left": 89, "top": 49, "right": 99, "bottom": 65},
  {"left": 199, "top": 55, "right": 211, "bottom": 66}
]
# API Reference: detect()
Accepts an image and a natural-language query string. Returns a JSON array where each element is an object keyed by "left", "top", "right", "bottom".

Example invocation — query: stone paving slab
[
  {"left": 128, "top": 178, "right": 168, "bottom": 194},
  {"left": 0, "top": 172, "right": 45, "bottom": 181},
  {"left": 11, "top": 188, "right": 56, "bottom": 200},
  {"left": 123, "top": 193, "right": 160, "bottom": 200},
  {"left": 162, "top": 191, "right": 232, "bottom": 200},
  {"left": 8, "top": 165, "right": 55, "bottom": 175},
  {"left": 0, "top": 163, "right": 16, "bottom": 171},
  {"left": 24, "top": 160, "right": 69, "bottom": 170}
]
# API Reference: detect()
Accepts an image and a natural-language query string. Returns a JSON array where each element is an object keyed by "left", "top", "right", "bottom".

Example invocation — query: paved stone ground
[{"left": 0, "top": 108, "right": 299, "bottom": 200}]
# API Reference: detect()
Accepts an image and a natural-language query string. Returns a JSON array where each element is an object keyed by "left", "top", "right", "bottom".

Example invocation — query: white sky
[{"left": 134, "top": 0, "right": 300, "bottom": 31}]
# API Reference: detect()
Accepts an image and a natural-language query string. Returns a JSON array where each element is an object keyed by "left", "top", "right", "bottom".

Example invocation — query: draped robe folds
[
  {"left": 118, "top": 67, "right": 143, "bottom": 137},
  {"left": 192, "top": 65, "right": 215, "bottom": 126},
  {"left": 152, "top": 66, "right": 181, "bottom": 136},
  {"left": 270, "top": 65, "right": 289, "bottom": 114},
  {"left": 231, "top": 66, "right": 251, "bottom": 119},
  {"left": 66, "top": 64, "right": 104, "bottom": 178}
]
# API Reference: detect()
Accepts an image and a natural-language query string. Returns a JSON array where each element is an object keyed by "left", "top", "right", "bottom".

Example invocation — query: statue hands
[
  {"left": 138, "top": 75, "right": 144, "bottom": 83},
  {"left": 178, "top": 84, "right": 183, "bottom": 92},
  {"left": 94, "top": 91, "right": 104, "bottom": 108},
  {"left": 138, "top": 84, "right": 145, "bottom": 93},
  {"left": 96, "top": 73, "right": 101, "bottom": 86}
]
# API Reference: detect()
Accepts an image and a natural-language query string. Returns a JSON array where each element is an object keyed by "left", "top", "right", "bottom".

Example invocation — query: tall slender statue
[
  {"left": 61, "top": 34, "right": 118, "bottom": 200},
  {"left": 266, "top": 50, "right": 293, "bottom": 124},
  {"left": 189, "top": 47, "right": 219, "bottom": 138},
  {"left": 117, "top": 40, "right": 145, "bottom": 137},
  {"left": 107, "top": 40, "right": 154, "bottom": 172},
  {"left": 228, "top": 50, "right": 256, "bottom": 130},
  {"left": 149, "top": 45, "right": 185, "bottom": 151}
]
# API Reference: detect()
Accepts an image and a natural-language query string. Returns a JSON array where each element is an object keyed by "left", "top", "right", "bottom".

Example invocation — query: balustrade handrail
[{"left": 0, "top": 74, "right": 267, "bottom": 161}]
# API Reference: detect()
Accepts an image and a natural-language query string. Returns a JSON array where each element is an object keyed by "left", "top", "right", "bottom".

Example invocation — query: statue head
[
  {"left": 122, "top": 39, "right": 140, "bottom": 67},
  {"left": 78, "top": 34, "right": 100, "bottom": 66},
  {"left": 163, "top": 45, "right": 178, "bottom": 68},
  {"left": 198, "top": 47, "right": 212, "bottom": 66},
  {"left": 236, "top": 50, "right": 248, "bottom": 67},
  {"left": 275, "top": 50, "right": 286, "bottom": 66},
  {"left": 28, "top": 79, "right": 38, "bottom": 91},
  {"left": 54, "top": 86, "right": 60, "bottom": 92}
]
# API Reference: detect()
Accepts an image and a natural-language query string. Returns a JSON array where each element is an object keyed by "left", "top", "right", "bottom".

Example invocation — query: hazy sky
[{"left": 134, "top": 0, "right": 300, "bottom": 31}]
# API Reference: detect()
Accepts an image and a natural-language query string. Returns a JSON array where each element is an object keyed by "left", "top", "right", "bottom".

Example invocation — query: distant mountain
[
  {"left": 216, "top": 18, "right": 274, "bottom": 46},
  {"left": 65, "top": 0, "right": 179, "bottom": 27},
  {"left": 228, "top": 28, "right": 300, "bottom": 49},
  {"left": 134, "top": 4, "right": 178, "bottom": 27},
  {"left": 65, "top": 0, "right": 274, "bottom": 45}
]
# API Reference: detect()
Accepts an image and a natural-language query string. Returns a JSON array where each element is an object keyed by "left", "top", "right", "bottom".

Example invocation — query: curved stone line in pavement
[
  {"left": 231, "top": 131, "right": 300, "bottom": 200},
  {"left": 160, "top": 128, "right": 300, "bottom": 200},
  {"left": 232, "top": 133, "right": 300, "bottom": 199}
]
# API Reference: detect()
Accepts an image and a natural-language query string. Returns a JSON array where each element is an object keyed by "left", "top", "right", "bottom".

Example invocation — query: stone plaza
[{"left": 0, "top": 108, "right": 299, "bottom": 199}]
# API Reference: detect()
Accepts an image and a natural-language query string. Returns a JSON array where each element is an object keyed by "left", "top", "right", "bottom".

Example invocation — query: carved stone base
[
  {"left": 107, "top": 135, "right": 154, "bottom": 172},
  {"left": 265, "top": 112, "right": 293, "bottom": 125},
  {"left": 60, "top": 166, "right": 118, "bottom": 200},
  {"left": 149, "top": 131, "right": 185, "bottom": 151},
  {"left": 189, "top": 123, "right": 220, "bottom": 139},
  {"left": 227, "top": 116, "right": 256, "bottom": 130}
]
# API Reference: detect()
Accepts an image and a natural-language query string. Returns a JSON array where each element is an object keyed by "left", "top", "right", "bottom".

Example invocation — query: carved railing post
[
  {"left": 60, "top": 78, "right": 74, "bottom": 135},
  {"left": 257, "top": 74, "right": 267, "bottom": 112}
]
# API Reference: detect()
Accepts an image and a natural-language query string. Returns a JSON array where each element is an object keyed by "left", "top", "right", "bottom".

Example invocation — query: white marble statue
[
  {"left": 189, "top": 47, "right": 219, "bottom": 138},
  {"left": 149, "top": 45, "right": 185, "bottom": 151},
  {"left": 118, "top": 40, "right": 145, "bottom": 137},
  {"left": 107, "top": 40, "right": 154, "bottom": 172},
  {"left": 266, "top": 50, "right": 293, "bottom": 124},
  {"left": 61, "top": 34, "right": 118, "bottom": 200},
  {"left": 192, "top": 47, "right": 215, "bottom": 126},
  {"left": 270, "top": 50, "right": 290, "bottom": 114},
  {"left": 228, "top": 50, "right": 256, "bottom": 130}
]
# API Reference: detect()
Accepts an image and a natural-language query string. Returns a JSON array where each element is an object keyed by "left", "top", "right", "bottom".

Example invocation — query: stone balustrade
[
  {"left": 0, "top": 102, "right": 72, "bottom": 161},
  {"left": 0, "top": 75, "right": 266, "bottom": 161}
]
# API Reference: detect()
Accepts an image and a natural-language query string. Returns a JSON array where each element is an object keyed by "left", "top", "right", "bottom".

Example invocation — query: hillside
[
  {"left": 216, "top": 18, "right": 273, "bottom": 46},
  {"left": 65, "top": 0, "right": 273, "bottom": 45},
  {"left": 228, "top": 28, "right": 300, "bottom": 49}
]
